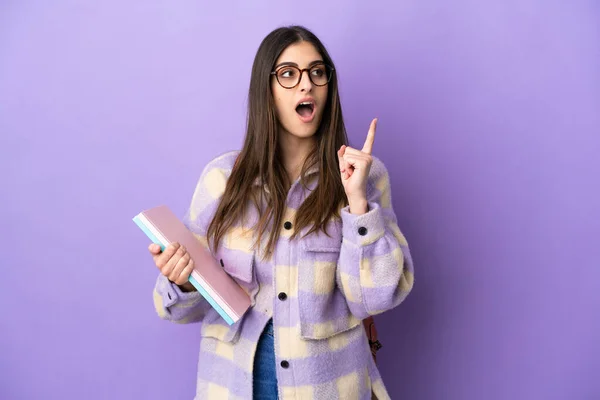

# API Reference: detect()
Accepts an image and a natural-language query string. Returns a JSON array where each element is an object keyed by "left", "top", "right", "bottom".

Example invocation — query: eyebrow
[{"left": 274, "top": 60, "right": 324, "bottom": 70}]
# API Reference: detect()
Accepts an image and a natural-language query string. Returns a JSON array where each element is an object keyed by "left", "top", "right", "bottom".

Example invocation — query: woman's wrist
[{"left": 348, "top": 197, "right": 368, "bottom": 215}]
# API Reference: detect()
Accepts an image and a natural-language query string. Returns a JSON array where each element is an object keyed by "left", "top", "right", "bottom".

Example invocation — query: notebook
[{"left": 133, "top": 205, "right": 251, "bottom": 325}]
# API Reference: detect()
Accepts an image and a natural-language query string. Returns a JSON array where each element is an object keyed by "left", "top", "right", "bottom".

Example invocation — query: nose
[{"left": 298, "top": 69, "right": 313, "bottom": 92}]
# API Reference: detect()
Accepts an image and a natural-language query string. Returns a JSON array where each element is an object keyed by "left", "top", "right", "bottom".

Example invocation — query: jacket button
[
  {"left": 358, "top": 227, "right": 368, "bottom": 236},
  {"left": 280, "top": 360, "right": 289, "bottom": 368},
  {"left": 220, "top": 259, "right": 224, "bottom": 267},
  {"left": 278, "top": 292, "right": 287, "bottom": 301},
  {"left": 284, "top": 221, "right": 292, "bottom": 230}
]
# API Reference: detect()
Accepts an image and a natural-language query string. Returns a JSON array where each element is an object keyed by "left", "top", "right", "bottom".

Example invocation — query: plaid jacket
[{"left": 152, "top": 150, "right": 415, "bottom": 399}]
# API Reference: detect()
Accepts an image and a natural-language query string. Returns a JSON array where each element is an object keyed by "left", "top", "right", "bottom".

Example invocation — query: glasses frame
[{"left": 270, "top": 63, "right": 335, "bottom": 89}]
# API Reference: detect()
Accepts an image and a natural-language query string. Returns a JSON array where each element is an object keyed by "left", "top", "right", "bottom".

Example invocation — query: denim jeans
[{"left": 252, "top": 318, "right": 279, "bottom": 399}]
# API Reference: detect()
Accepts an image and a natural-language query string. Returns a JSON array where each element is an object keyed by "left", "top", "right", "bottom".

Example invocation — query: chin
[
  {"left": 293, "top": 125, "right": 319, "bottom": 138},
  {"left": 284, "top": 117, "right": 323, "bottom": 139}
]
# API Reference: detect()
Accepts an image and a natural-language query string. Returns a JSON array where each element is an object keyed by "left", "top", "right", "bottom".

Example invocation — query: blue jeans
[{"left": 253, "top": 318, "right": 279, "bottom": 399}]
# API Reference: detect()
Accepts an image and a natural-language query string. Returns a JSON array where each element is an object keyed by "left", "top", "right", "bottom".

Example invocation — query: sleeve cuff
[
  {"left": 340, "top": 201, "right": 386, "bottom": 246},
  {"left": 155, "top": 274, "right": 201, "bottom": 308}
]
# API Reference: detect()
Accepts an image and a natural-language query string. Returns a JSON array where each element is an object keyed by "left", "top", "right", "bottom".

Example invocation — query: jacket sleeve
[
  {"left": 152, "top": 274, "right": 212, "bottom": 324},
  {"left": 152, "top": 153, "right": 234, "bottom": 324},
  {"left": 336, "top": 157, "right": 415, "bottom": 319}
]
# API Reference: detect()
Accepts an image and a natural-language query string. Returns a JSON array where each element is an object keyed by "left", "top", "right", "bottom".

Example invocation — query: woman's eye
[
  {"left": 311, "top": 68, "right": 325, "bottom": 76},
  {"left": 280, "top": 69, "right": 296, "bottom": 78}
]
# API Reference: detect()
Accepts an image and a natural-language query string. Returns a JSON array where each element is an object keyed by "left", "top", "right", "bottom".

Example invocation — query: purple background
[{"left": 1, "top": 1, "right": 599, "bottom": 399}]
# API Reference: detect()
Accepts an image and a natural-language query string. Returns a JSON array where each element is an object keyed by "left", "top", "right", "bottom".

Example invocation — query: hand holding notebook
[
  {"left": 133, "top": 205, "right": 251, "bottom": 325},
  {"left": 148, "top": 242, "right": 196, "bottom": 292}
]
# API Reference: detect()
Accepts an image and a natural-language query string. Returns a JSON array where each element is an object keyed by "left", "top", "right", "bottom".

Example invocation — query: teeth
[{"left": 299, "top": 101, "right": 313, "bottom": 106}]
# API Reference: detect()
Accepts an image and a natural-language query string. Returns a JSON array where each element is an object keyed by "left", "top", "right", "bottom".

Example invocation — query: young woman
[{"left": 148, "top": 25, "right": 414, "bottom": 400}]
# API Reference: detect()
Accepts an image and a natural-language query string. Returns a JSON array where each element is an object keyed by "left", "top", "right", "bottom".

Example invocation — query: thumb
[
  {"left": 338, "top": 145, "right": 352, "bottom": 180},
  {"left": 149, "top": 243, "right": 162, "bottom": 254},
  {"left": 337, "top": 145, "right": 345, "bottom": 171}
]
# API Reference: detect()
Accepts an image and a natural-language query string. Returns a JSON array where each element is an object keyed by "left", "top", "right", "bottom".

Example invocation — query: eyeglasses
[{"left": 271, "top": 63, "right": 334, "bottom": 89}]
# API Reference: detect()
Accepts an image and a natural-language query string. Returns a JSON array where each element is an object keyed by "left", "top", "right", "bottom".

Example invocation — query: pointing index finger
[{"left": 362, "top": 118, "right": 377, "bottom": 154}]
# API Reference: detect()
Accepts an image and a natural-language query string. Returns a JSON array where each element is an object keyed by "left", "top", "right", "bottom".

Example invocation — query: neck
[{"left": 278, "top": 129, "right": 316, "bottom": 184}]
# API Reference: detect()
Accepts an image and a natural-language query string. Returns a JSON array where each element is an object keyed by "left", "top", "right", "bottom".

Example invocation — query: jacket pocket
[
  {"left": 297, "top": 226, "right": 362, "bottom": 340},
  {"left": 199, "top": 308, "right": 245, "bottom": 343}
]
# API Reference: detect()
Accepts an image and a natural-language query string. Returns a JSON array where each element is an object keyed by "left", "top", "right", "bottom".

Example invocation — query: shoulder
[
  {"left": 189, "top": 150, "right": 240, "bottom": 200},
  {"left": 365, "top": 155, "right": 393, "bottom": 203},
  {"left": 201, "top": 150, "right": 241, "bottom": 176},
  {"left": 367, "top": 155, "right": 390, "bottom": 185},
  {"left": 185, "top": 151, "right": 240, "bottom": 227},
  {"left": 198, "top": 149, "right": 240, "bottom": 183}
]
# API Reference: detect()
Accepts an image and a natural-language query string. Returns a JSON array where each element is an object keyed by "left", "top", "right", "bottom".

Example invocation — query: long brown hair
[{"left": 207, "top": 25, "right": 349, "bottom": 260}]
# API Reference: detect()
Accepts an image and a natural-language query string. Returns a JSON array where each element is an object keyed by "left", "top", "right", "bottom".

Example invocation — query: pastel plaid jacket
[{"left": 152, "top": 150, "right": 415, "bottom": 399}]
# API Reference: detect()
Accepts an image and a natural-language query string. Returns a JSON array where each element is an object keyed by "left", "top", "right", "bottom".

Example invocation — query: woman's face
[{"left": 271, "top": 41, "right": 330, "bottom": 140}]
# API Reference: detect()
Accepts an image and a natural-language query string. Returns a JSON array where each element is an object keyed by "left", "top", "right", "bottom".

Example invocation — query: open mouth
[{"left": 295, "top": 101, "right": 315, "bottom": 122}]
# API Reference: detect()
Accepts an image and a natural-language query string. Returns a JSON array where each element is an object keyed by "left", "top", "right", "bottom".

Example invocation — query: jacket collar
[{"left": 252, "top": 165, "right": 320, "bottom": 187}]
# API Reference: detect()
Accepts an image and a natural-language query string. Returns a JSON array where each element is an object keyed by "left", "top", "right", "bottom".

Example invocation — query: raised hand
[{"left": 337, "top": 118, "right": 377, "bottom": 214}]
